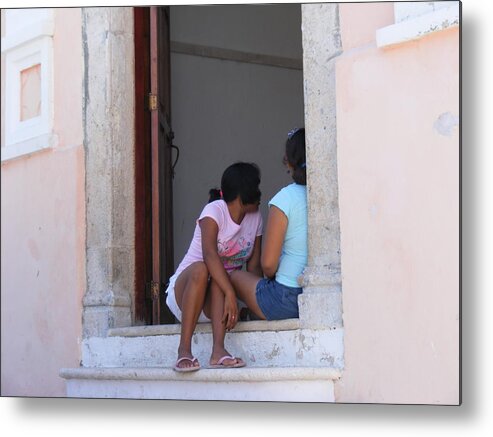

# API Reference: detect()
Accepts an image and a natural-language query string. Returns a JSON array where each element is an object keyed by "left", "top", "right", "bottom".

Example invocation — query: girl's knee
[{"left": 189, "top": 262, "right": 208, "bottom": 285}]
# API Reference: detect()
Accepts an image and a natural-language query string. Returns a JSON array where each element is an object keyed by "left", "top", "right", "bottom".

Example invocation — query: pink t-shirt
[{"left": 171, "top": 200, "right": 263, "bottom": 280}]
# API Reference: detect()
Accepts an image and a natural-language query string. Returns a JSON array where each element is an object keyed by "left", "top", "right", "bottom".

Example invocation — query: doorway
[{"left": 135, "top": 4, "right": 305, "bottom": 325}]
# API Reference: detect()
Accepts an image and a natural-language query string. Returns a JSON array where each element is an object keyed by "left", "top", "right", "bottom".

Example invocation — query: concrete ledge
[
  {"left": 108, "top": 318, "right": 300, "bottom": 337},
  {"left": 60, "top": 366, "right": 340, "bottom": 401},
  {"left": 376, "top": 3, "right": 459, "bottom": 48},
  {"left": 60, "top": 366, "right": 341, "bottom": 382}
]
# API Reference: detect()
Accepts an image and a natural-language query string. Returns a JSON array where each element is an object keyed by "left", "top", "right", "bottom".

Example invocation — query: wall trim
[
  {"left": 170, "top": 41, "right": 303, "bottom": 70},
  {"left": 376, "top": 2, "right": 460, "bottom": 48}
]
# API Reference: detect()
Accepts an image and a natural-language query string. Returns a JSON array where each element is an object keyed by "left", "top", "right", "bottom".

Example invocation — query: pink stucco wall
[
  {"left": 1, "top": 8, "right": 85, "bottom": 397},
  {"left": 1, "top": 11, "right": 5, "bottom": 148},
  {"left": 335, "top": 4, "right": 459, "bottom": 404}
]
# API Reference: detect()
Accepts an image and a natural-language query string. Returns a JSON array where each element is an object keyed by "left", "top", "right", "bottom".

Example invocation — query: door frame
[
  {"left": 134, "top": 6, "right": 175, "bottom": 325},
  {"left": 134, "top": 7, "right": 152, "bottom": 323},
  {"left": 81, "top": 4, "right": 343, "bottom": 336}
]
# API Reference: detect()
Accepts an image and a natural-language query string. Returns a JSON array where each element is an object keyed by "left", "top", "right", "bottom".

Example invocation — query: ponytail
[
  {"left": 208, "top": 188, "right": 221, "bottom": 203},
  {"left": 285, "top": 128, "right": 307, "bottom": 185}
]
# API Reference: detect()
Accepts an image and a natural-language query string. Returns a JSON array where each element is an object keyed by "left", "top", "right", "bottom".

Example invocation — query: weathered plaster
[
  {"left": 81, "top": 328, "right": 344, "bottom": 369},
  {"left": 299, "top": 3, "right": 343, "bottom": 330},
  {"left": 335, "top": 3, "right": 459, "bottom": 404},
  {"left": 82, "top": 7, "right": 135, "bottom": 337},
  {"left": 1, "top": 8, "right": 84, "bottom": 397}
]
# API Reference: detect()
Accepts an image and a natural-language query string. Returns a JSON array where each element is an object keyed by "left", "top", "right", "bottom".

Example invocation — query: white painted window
[
  {"left": 376, "top": 1, "right": 460, "bottom": 48},
  {"left": 1, "top": 9, "right": 56, "bottom": 161}
]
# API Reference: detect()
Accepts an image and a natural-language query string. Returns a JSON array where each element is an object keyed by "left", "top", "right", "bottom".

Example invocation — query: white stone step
[
  {"left": 60, "top": 366, "right": 341, "bottom": 402},
  {"left": 82, "top": 319, "right": 344, "bottom": 369}
]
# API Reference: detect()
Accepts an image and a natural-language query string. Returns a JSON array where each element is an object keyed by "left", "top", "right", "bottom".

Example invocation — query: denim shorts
[{"left": 255, "top": 278, "right": 302, "bottom": 320}]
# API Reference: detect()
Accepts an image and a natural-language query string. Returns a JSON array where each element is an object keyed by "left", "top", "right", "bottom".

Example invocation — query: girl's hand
[
  {"left": 199, "top": 217, "right": 240, "bottom": 330},
  {"left": 222, "top": 293, "right": 239, "bottom": 331}
]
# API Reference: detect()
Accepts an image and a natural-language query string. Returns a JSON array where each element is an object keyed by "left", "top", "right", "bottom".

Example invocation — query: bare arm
[
  {"left": 246, "top": 235, "right": 263, "bottom": 277},
  {"left": 200, "top": 217, "right": 238, "bottom": 330},
  {"left": 261, "top": 206, "right": 288, "bottom": 279}
]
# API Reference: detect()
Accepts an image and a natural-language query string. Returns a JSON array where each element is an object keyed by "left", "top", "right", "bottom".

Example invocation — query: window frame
[{"left": 1, "top": 9, "right": 56, "bottom": 162}]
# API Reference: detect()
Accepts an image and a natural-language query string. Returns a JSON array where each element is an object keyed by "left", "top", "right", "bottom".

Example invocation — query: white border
[
  {"left": 1, "top": 133, "right": 58, "bottom": 161},
  {"left": 376, "top": 2, "right": 460, "bottom": 49},
  {"left": 1, "top": 9, "right": 54, "bottom": 162}
]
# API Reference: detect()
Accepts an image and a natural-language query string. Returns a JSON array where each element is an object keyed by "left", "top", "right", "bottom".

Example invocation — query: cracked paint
[
  {"left": 298, "top": 333, "right": 314, "bottom": 352},
  {"left": 320, "top": 354, "right": 335, "bottom": 366},
  {"left": 266, "top": 345, "right": 281, "bottom": 360}
]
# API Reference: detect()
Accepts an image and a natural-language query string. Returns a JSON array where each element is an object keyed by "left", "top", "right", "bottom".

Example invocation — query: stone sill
[
  {"left": 108, "top": 318, "right": 300, "bottom": 337},
  {"left": 1, "top": 18, "right": 54, "bottom": 53},
  {"left": 376, "top": 3, "right": 459, "bottom": 48},
  {"left": 60, "top": 366, "right": 341, "bottom": 383},
  {"left": 1, "top": 134, "right": 57, "bottom": 163}
]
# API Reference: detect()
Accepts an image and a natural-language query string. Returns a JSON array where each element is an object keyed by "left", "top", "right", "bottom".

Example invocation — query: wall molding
[
  {"left": 170, "top": 41, "right": 303, "bottom": 70},
  {"left": 376, "top": 2, "right": 460, "bottom": 48},
  {"left": 1, "top": 19, "right": 54, "bottom": 53}
]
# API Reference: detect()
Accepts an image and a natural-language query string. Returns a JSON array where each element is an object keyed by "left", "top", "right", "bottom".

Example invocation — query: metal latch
[{"left": 148, "top": 93, "right": 158, "bottom": 111}]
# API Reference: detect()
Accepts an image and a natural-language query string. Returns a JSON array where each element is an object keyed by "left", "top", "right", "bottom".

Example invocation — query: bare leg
[
  {"left": 173, "top": 262, "right": 209, "bottom": 369},
  {"left": 204, "top": 279, "right": 245, "bottom": 367},
  {"left": 230, "top": 270, "right": 266, "bottom": 320}
]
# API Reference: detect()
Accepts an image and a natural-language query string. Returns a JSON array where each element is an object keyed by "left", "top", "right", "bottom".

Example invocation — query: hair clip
[
  {"left": 287, "top": 127, "right": 300, "bottom": 140},
  {"left": 220, "top": 190, "right": 223, "bottom": 199}
]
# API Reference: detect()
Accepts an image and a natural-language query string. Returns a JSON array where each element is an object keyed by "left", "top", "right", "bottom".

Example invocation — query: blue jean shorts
[{"left": 255, "top": 278, "right": 302, "bottom": 320}]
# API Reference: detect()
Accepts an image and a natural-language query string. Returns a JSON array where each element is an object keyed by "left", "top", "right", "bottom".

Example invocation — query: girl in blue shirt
[{"left": 231, "top": 128, "right": 307, "bottom": 320}]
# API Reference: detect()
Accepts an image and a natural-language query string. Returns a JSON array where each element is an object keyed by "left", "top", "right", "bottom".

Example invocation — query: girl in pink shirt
[{"left": 165, "top": 162, "right": 262, "bottom": 372}]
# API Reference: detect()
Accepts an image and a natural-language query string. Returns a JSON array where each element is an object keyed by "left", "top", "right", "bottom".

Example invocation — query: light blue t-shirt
[{"left": 268, "top": 183, "right": 308, "bottom": 288}]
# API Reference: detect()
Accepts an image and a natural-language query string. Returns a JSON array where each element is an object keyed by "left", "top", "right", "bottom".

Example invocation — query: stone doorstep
[
  {"left": 60, "top": 366, "right": 341, "bottom": 402},
  {"left": 108, "top": 318, "right": 300, "bottom": 337},
  {"left": 82, "top": 326, "right": 345, "bottom": 369},
  {"left": 60, "top": 366, "right": 341, "bottom": 382}
]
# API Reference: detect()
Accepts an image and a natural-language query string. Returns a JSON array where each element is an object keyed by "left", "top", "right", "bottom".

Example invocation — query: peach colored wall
[
  {"left": 335, "top": 4, "right": 459, "bottom": 404},
  {"left": 1, "top": 8, "right": 84, "bottom": 397},
  {"left": 339, "top": 2, "right": 394, "bottom": 50},
  {"left": 1, "top": 10, "right": 5, "bottom": 148}
]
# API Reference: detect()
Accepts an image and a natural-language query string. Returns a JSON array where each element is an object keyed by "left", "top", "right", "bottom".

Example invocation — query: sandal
[
  {"left": 173, "top": 356, "right": 201, "bottom": 373},
  {"left": 209, "top": 355, "right": 246, "bottom": 369}
]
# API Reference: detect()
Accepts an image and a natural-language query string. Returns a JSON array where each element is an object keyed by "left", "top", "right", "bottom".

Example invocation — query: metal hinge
[
  {"left": 148, "top": 93, "right": 158, "bottom": 111},
  {"left": 150, "top": 281, "right": 160, "bottom": 301}
]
